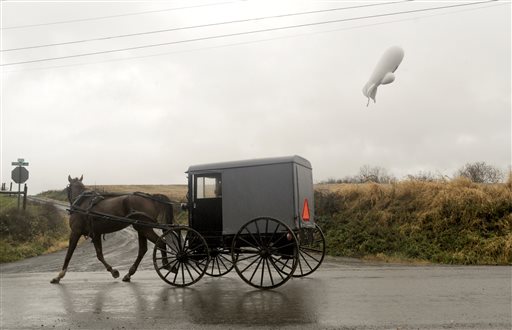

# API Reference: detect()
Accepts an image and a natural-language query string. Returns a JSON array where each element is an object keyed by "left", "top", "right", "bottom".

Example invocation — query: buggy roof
[{"left": 187, "top": 155, "right": 311, "bottom": 173}]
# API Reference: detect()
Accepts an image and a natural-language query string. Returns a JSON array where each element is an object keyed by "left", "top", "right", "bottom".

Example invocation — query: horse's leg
[
  {"left": 51, "top": 232, "right": 81, "bottom": 284},
  {"left": 144, "top": 228, "right": 176, "bottom": 273},
  {"left": 92, "top": 235, "right": 120, "bottom": 279},
  {"left": 122, "top": 231, "right": 147, "bottom": 282}
]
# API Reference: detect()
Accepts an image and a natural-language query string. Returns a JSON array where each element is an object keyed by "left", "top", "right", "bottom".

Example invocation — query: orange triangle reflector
[{"left": 302, "top": 199, "right": 310, "bottom": 221}]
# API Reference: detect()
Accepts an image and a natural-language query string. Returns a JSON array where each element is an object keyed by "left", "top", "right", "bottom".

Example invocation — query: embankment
[{"left": 315, "top": 179, "right": 512, "bottom": 264}]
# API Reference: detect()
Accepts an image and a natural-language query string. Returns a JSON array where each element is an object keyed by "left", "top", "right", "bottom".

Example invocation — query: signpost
[{"left": 11, "top": 158, "right": 29, "bottom": 210}]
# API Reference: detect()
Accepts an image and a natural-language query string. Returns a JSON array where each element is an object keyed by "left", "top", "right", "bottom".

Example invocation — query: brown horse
[{"left": 50, "top": 175, "right": 174, "bottom": 284}]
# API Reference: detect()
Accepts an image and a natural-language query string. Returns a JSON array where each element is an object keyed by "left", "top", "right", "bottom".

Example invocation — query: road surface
[{"left": 1, "top": 228, "right": 511, "bottom": 329}]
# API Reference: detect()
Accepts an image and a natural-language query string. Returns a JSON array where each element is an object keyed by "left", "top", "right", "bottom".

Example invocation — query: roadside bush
[
  {"left": 315, "top": 180, "right": 512, "bottom": 264},
  {"left": 0, "top": 199, "right": 69, "bottom": 263}
]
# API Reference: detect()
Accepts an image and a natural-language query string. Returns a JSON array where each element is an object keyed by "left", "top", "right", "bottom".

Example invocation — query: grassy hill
[
  {"left": 315, "top": 179, "right": 512, "bottom": 265},
  {"left": 0, "top": 196, "right": 70, "bottom": 262},
  {"left": 35, "top": 179, "right": 511, "bottom": 265}
]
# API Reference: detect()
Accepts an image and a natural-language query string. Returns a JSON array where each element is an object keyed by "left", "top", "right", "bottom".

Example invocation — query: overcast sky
[{"left": 1, "top": 0, "right": 510, "bottom": 194}]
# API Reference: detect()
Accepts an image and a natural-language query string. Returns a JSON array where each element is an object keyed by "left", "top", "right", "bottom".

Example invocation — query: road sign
[
  {"left": 12, "top": 167, "right": 29, "bottom": 184},
  {"left": 11, "top": 158, "right": 29, "bottom": 167}
]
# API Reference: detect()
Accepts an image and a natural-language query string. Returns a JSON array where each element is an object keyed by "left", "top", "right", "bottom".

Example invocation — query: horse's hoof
[
  {"left": 50, "top": 278, "right": 60, "bottom": 284},
  {"left": 122, "top": 275, "right": 131, "bottom": 282},
  {"left": 112, "top": 269, "right": 120, "bottom": 278}
]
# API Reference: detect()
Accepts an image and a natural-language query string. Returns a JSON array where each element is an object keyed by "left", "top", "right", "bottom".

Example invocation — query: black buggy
[{"left": 152, "top": 155, "right": 326, "bottom": 289}]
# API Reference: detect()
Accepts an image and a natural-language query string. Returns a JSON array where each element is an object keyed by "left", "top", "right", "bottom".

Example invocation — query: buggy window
[{"left": 196, "top": 174, "right": 222, "bottom": 199}]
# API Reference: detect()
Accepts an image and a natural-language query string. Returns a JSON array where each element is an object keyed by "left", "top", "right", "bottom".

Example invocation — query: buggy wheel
[
  {"left": 153, "top": 227, "right": 210, "bottom": 287},
  {"left": 231, "top": 217, "right": 298, "bottom": 289},
  {"left": 206, "top": 247, "right": 234, "bottom": 277},
  {"left": 293, "top": 223, "right": 326, "bottom": 277}
]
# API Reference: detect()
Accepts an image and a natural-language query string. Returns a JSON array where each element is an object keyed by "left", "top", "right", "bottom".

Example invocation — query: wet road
[{"left": 1, "top": 228, "right": 511, "bottom": 329}]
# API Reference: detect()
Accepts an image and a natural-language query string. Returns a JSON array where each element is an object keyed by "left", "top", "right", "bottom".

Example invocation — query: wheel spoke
[
  {"left": 185, "top": 242, "right": 205, "bottom": 253},
  {"left": 299, "top": 251, "right": 314, "bottom": 271},
  {"left": 216, "top": 257, "right": 223, "bottom": 274},
  {"left": 268, "top": 221, "right": 281, "bottom": 247},
  {"left": 155, "top": 245, "right": 177, "bottom": 255},
  {"left": 260, "top": 256, "right": 265, "bottom": 287},
  {"left": 245, "top": 226, "right": 262, "bottom": 249},
  {"left": 270, "top": 231, "right": 287, "bottom": 248},
  {"left": 266, "top": 258, "right": 274, "bottom": 287},
  {"left": 184, "top": 262, "right": 196, "bottom": 281},
  {"left": 218, "top": 253, "right": 231, "bottom": 268},
  {"left": 271, "top": 241, "right": 296, "bottom": 251},
  {"left": 300, "top": 246, "right": 324, "bottom": 253},
  {"left": 236, "top": 253, "right": 260, "bottom": 263},
  {"left": 300, "top": 248, "right": 321, "bottom": 263},
  {"left": 297, "top": 255, "right": 304, "bottom": 274},
  {"left": 154, "top": 255, "right": 177, "bottom": 261},
  {"left": 255, "top": 220, "right": 262, "bottom": 247},
  {"left": 271, "top": 255, "right": 294, "bottom": 272},
  {"left": 181, "top": 261, "right": 186, "bottom": 285},
  {"left": 188, "top": 253, "right": 209, "bottom": 258},
  {"left": 187, "top": 260, "right": 202, "bottom": 275},
  {"left": 157, "top": 258, "right": 178, "bottom": 271},
  {"left": 163, "top": 269, "right": 172, "bottom": 280},
  {"left": 249, "top": 257, "right": 263, "bottom": 283},
  {"left": 268, "top": 257, "right": 285, "bottom": 280},
  {"left": 238, "top": 236, "right": 260, "bottom": 250},
  {"left": 240, "top": 254, "right": 261, "bottom": 274}
]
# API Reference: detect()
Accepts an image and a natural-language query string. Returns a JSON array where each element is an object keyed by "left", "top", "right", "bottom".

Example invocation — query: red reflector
[{"left": 302, "top": 199, "right": 310, "bottom": 221}]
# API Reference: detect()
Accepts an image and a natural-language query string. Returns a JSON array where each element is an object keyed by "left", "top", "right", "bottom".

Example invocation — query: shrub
[
  {"left": 315, "top": 181, "right": 512, "bottom": 264},
  {"left": 0, "top": 198, "right": 69, "bottom": 263}
]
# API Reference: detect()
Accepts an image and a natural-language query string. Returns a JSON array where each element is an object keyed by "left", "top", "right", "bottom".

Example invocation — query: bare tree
[
  {"left": 358, "top": 165, "right": 395, "bottom": 183},
  {"left": 456, "top": 162, "right": 504, "bottom": 183}
]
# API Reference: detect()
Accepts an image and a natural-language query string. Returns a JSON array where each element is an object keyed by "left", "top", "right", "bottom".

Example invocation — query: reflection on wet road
[
  {"left": 2, "top": 271, "right": 324, "bottom": 329},
  {"left": 1, "top": 228, "right": 511, "bottom": 329},
  {"left": 2, "top": 262, "right": 511, "bottom": 329}
]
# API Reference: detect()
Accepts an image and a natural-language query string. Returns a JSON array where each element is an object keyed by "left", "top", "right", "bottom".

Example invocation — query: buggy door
[{"left": 191, "top": 173, "right": 222, "bottom": 236}]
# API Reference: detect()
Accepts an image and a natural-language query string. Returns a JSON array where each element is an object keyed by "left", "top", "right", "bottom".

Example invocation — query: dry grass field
[
  {"left": 91, "top": 184, "right": 188, "bottom": 202},
  {"left": 36, "top": 178, "right": 511, "bottom": 265},
  {"left": 93, "top": 184, "right": 335, "bottom": 201}
]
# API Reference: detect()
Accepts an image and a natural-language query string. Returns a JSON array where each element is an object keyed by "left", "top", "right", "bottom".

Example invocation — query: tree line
[{"left": 323, "top": 161, "right": 508, "bottom": 184}]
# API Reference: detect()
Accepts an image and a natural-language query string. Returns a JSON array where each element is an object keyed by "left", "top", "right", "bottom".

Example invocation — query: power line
[
  {"left": 1, "top": 1, "right": 506, "bottom": 73},
  {"left": 2, "top": 0, "right": 410, "bottom": 52},
  {"left": 0, "top": 1, "right": 240, "bottom": 30},
  {"left": 1, "top": 0, "right": 498, "bottom": 67}
]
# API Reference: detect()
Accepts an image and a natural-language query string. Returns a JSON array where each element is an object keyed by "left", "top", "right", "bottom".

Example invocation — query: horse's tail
[{"left": 152, "top": 194, "right": 174, "bottom": 225}]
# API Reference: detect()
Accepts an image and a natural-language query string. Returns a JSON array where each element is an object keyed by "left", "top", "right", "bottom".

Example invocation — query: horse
[{"left": 51, "top": 175, "right": 174, "bottom": 284}]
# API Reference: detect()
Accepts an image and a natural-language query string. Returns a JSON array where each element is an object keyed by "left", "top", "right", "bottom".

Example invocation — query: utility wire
[
  {"left": 2, "top": 0, "right": 410, "bottom": 52},
  {"left": 2, "top": 1, "right": 506, "bottom": 73},
  {"left": 1, "top": 0, "right": 498, "bottom": 67},
  {"left": 1, "top": 1, "right": 240, "bottom": 30}
]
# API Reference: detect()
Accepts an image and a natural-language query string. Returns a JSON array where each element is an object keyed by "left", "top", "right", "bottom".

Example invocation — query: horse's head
[{"left": 67, "top": 175, "right": 85, "bottom": 203}]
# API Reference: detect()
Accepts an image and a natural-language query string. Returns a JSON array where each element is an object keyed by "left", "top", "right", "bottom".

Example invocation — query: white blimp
[{"left": 362, "top": 46, "right": 404, "bottom": 106}]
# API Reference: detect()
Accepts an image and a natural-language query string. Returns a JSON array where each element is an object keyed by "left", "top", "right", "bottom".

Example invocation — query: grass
[
  {"left": 0, "top": 195, "right": 70, "bottom": 263},
  {"left": 34, "top": 178, "right": 512, "bottom": 265},
  {"left": 315, "top": 179, "right": 512, "bottom": 265}
]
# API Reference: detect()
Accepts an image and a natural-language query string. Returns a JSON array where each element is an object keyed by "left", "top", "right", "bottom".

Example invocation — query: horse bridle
[{"left": 67, "top": 184, "right": 102, "bottom": 213}]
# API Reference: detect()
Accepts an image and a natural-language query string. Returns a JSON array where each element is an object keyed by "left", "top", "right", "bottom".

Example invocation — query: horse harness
[
  {"left": 67, "top": 190, "right": 170, "bottom": 239},
  {"left": 68, "top": 190, "right": 106, "bottom": 238}
]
